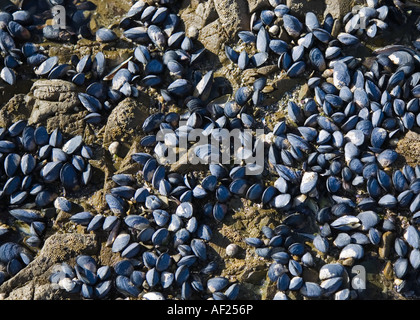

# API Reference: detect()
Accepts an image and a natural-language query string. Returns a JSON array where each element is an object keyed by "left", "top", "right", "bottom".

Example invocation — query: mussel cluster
[
  {"left": 0, "top": 0, "right": 418, "bottom": 301},
  {"left": 49, "top": 254, "right": 239, "bottom": 300},
  {"left": 0, "top": 121, "right": 92, "bottom": 279}
]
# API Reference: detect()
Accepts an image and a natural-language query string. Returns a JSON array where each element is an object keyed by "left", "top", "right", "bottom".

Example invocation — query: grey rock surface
[
  {"left": 0, "top": 233, "right": 99, "bottom": 300},
  {"left": 103, "top": 96, "right": 150, "bottom": 156},
  {"left": 27, "top": 80, "right": 81, "bottom": 125}
]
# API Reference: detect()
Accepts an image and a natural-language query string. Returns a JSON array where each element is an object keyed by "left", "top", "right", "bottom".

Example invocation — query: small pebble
[
  {"left": 226, "top": 244, "right": 239, "bottom": 257},
  {"left": 187, "top": 26, "right": 199, "bottom": 39},
  {"left": 268, "top": 25, "right": 279, "bottom": 37},
  {"left": 108, "top": 141, "right": 120, "bottom": 156}
]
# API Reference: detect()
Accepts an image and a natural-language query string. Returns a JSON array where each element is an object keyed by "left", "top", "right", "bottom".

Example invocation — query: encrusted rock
[
  {"left": 181, "top": 0, "right": 218, "bottom": 37},
  {"left": 213, "top": 0, "right": 250, "bottom": 37},
  {"left": 27, "top": 80, "right": 81, "bottom": 125},
  {"left": 247, "top": 0, "right": 270, "bottom": 13},
  {"left": 396, "top": 131, "right": 420, "bottom": 167},
  {"left": 0, "top": 94, "right": 29, "bottom": 127},
  {"left": 197, "top": 19, "right": 227, "bottom": 56},
  {"left": 103, "top": 96, "right": 150, "bottom": 155},
  {"left": 286, "top": 0, "right": 326, "bottom": 19},
  {"left": 324, "top": 0, "right": 365, "bottom": 19},
  {"left": 0, "top": 233, "right": 99, "bottom": 299}
]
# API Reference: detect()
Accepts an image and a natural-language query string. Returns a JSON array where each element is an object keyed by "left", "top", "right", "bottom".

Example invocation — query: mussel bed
[{"left": 0, "top": 0, "right": 419, "bottom": 300}]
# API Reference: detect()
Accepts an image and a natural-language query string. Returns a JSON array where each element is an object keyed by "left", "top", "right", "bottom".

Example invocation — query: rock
[
  {"left": 32, "top": 80, "right": 78, "bottom": 101},
  {"left": 324, "top": 0, "right": 365, "bottom": 19},
  {"left": 383, "top": 260, "right": 393, "bottom": 280},
  {"left": 245, "top": 269, "right": 267, "bottom": 284},
  {"left": 0, "top": 233, "right": 99, "bottom": 299},
  {"left": 247, "top": 0, "right": 270, "bottom": 13},
  {"left": 266, "top": 76, "right": 306, "bottom": 103},
  {"left": 103, "top": 96, "right": 150, "bottom": 157},
  {"left": 379, "top": 231, "right": 395, "bottom": 259},
  {"left": 0, "top": 94, "right": 29, "bottom": 127},
  {"left": 27, "top": 80, "right": 81, "bottom": 125},
  {"left": 181, "top": 0, "right": 218, "bottom": 38},
  {"left": 195, "top": 0, "right": 219, "bottom": 25},
  {"left": 298, "top": 83, "right": 310, "bottom": 100},
  {"left": 213, "top": 0, "right": 250, "bottom": 37},
  {"left": 396, "top": 131, "right": 420, "bottom": 167},
  {"left": 3, "top": 282, "right": 34, "bottom": 300},
  {"left": 2, "top": 282, "right": 58, "bottom": 300},
  {"left": 87, "top": 0, "right": 132, "bottom": 28},
  {"left": 197, "top": 19, "right": 227, "bottom": 56},
  {"left": 113, "top": 139, "right": 144, "bottom": 176},
  {"left": 108, "top": 141, "right": 120, "bottom": 156},
  {"left": 45, "top": 113, "right": 87, "bottom": 138},
  {"left": 341, "top": 257, "right": 355, "bottom": 267},
  {"left": 226, "top": 244, "right": 240, "bottom": 257},
  {"left": 287, "top": 0, "right": 326, "bottom": 20}
]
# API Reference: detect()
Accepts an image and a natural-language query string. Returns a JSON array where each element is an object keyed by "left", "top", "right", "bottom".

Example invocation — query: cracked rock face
[{"left": 27, "top": 80, "right": 82, "bottom": 126}]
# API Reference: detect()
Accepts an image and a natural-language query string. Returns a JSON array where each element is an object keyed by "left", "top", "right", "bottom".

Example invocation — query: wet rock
[
  {"left": 239, "top": 282, "right": 262, "bottom": 299},
  {"left": 379, "top": 231, "right": 395, "bottom": 259},
  {"left": 260, "top": 278, "right": 277, "bottom": 300},
  {"left": 88, "top": 0, "right": 132, "bottom": 28},
  {"left": 383, "top": 260, "right": 393, "bottom": 280}
]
